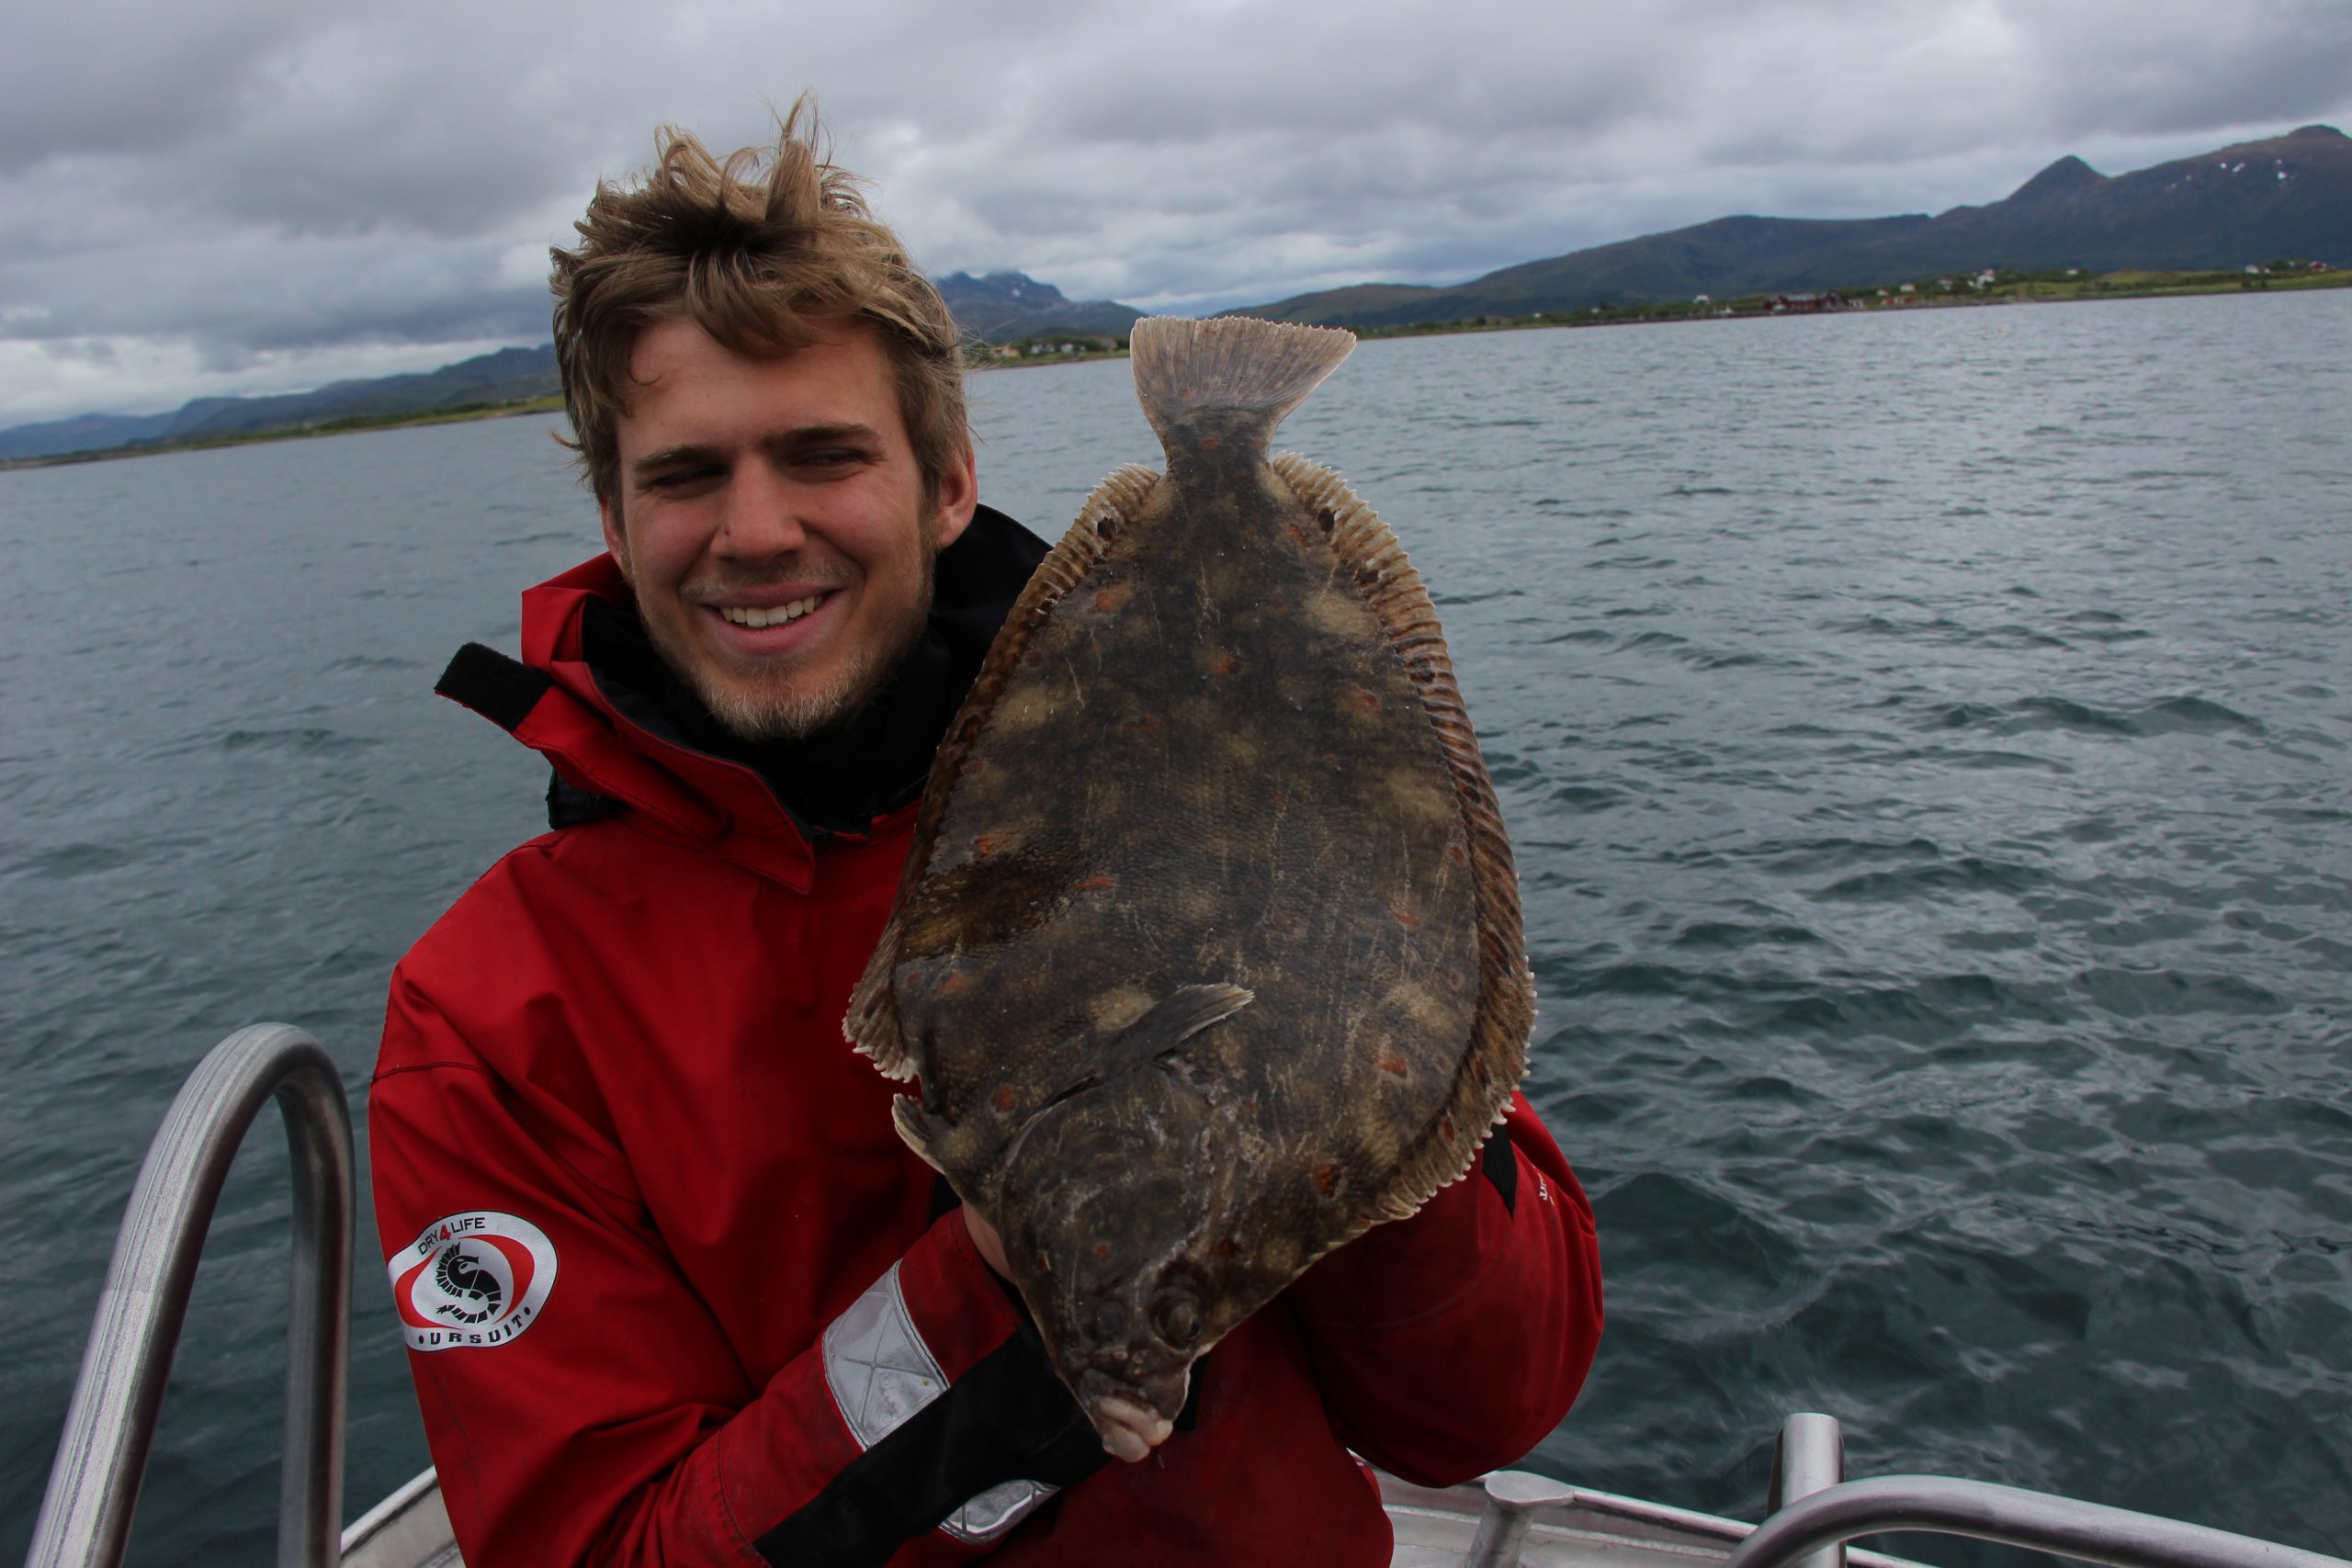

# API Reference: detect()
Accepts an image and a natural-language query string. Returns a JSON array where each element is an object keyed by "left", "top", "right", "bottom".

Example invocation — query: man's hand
[
  {"left": 960, "top": 1205, "right": 1172, "bottom": 1462},
  {"left": 963, "top": 1204, "right": 1011, "bottom": 1278}
]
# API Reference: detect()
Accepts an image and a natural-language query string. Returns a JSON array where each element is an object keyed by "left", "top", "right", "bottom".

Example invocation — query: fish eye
[{"left": 1152, "top": 1293, "right": 1203, "bottom": 1348}]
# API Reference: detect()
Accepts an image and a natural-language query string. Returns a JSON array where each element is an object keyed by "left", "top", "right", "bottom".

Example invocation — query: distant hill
[
  {"left": 934, "top": 270, "right": 1143, "bottom": 343},
  {"left": 0, "top": 345, "right": 560, "bottom": 462},
  {"left": 0, "top": 276, "right": 1146, "bottom": 460},
  {"left": 1240, "top": 125, "right": 2352, "bottom": 326}
]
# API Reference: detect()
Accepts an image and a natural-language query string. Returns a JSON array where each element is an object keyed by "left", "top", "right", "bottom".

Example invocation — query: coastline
[{"left": 7, "top": 267, "right": 2343, "bottom": 472}]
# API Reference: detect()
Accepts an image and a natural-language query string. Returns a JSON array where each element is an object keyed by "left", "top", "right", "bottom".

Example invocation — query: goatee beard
[{"left": 655, "top": 556, "right": 938, "bottom": 744}]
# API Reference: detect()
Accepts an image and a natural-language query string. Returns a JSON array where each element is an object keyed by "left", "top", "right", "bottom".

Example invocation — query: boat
[{"left": 25, "top": 1025, "right": 2352, "bottom": 1568}]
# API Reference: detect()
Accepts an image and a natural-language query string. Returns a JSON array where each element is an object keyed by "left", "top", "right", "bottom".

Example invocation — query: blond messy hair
[{"left": 550, "top": 98, "right": 968, "bottom": 505}]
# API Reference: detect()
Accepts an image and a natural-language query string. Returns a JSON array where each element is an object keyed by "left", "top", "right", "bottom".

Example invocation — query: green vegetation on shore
[{"left": 1334, "top": 260, "right": 2348, "bottom": 340}]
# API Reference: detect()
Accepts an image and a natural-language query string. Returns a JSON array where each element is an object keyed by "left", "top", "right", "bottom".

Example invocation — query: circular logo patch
[{"left": 387, "top": 1211, "right": 557, "bottom": 1352}]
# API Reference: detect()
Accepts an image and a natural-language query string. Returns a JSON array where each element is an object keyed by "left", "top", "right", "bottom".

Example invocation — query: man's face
[{"left": 599, "top": 317, "right": 977, "bottom": 740}]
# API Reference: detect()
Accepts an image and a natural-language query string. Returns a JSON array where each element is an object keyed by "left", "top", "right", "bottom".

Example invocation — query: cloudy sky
[{"left": 3, "top": 0, "right": 2346, "bottom": 427}]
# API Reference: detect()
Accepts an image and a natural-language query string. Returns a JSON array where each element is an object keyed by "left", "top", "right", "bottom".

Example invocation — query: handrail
[
  {"left": 25, "top": 1024, "right": 354, "bottom": 1568},
  {"left": 1724, "top": 1474, "right": 2352, "bottom": 1568},
  {"left": 1764, "top": 1412, "right": 1846, "bottom": 1568}
]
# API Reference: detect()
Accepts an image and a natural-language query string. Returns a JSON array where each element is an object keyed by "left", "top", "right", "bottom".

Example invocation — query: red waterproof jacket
[{"left": 370, "top": 525, "right": 1602, "bottom": 1567}]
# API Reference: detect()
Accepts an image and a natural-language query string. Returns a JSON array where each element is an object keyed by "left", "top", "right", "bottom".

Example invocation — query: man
[{"left": 372, "top": 107, "right": 1601, "bottom": 1567}]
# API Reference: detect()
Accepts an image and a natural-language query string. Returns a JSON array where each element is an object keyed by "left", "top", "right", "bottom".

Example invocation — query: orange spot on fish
[
  {"left": 994, "top": 1085, "right": 1018, "bottom": 1112},
  {"left": 1351, "top": 687, "right": 1381, "bottom": 710},
  {"left": 1094, "top": 586, "right": 1129, "bottom": 612},
  {"left": 934, "top": 971, "right": 973, "bottom": 998},
  {"left": 1313, "top": 1163, "right": 1340, "bottom": 1195},
  {"left": 1093, "top": 1242, "right": 1113, "bottom": 1262},
  {"left": 1211, "top": 653, "right": 1242, "bottom": 675},
  {"left": 1440, "top": 1115, "right": 1457, "bottom": 1145},
  {"left": 1446, "top": 843, "right": 1469, "bottom": 867},
  {"left": 1073, "top": 874, "right": 1117, "bottom": 892},
  {"left": 1377, "top": 1053, "right": 1409, "bottom": 1077},
  {"left": 1391, "top": 899, "right": 1422, "bottom": 929},
  {"left": 1284, "top": 519, "right": 1317, "bottom": 549},
  {"left": 1200, "top": 434, "right": 1221, "bottom": 449},
  {"left": 972, "top": 835, "right": 1000, "bottom": 859}
]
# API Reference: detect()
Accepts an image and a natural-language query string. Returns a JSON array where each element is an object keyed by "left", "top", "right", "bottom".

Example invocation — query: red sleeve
[
  {"left": 369, "top": 973, "right": 1034, "bottom": 1568},
  {"left": 1283, "top": 1093, "right": 1602, "bottom": 1485}
]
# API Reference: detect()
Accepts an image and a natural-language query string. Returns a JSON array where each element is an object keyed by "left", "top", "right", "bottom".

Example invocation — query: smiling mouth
[{"left": 716, "top": 594, "right": 824, "bottom": 629}]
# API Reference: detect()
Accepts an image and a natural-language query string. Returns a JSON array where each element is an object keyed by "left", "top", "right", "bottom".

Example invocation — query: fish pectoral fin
[
  {"left": 1114, "top": 982, "right": 1256, "bottom": 1062},
  {"left": 892, "top": 1095, "right": 950, "bottom": 1174},
  {"left": 1014, "top": 987, "right": 1257, "bottom": 1141}
]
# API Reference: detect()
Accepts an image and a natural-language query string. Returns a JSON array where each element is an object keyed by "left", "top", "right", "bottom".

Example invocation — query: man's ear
[
  {"left": 931, "top": 444, "right": 979, "bottom": 550},
  {"left": 598, "top": 494, "right": 630, "bottom": 577}
]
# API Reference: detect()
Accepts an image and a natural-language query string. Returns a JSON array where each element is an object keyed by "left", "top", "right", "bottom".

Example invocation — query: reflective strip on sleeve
[
  {"left": 821, "top": 1262, "right": 948, "bottom": 1446},
  {"left": 941, "top": 1478, "right": 1057, "bottom": 1545},
  {"left": 819, "top": 1261, "right": 1059, "bottom": 1541}
]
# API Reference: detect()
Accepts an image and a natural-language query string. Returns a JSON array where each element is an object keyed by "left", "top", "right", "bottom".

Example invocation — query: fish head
[
  {"left": 998, "top": 1100, "right": 1229, "bottom": 1434},
  {"left": 1044, "top": 1201, "right": 1221, "bottom": 1434}
]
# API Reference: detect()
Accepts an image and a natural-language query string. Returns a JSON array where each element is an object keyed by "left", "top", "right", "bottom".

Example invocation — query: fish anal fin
[{"left": 1270, "top": 450, "right": 1537, "bottom": 1222}]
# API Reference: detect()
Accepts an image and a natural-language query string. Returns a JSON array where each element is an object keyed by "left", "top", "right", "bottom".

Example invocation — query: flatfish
[{"left": 846, "top": 314, "right": 1532, "bottom": 1445}]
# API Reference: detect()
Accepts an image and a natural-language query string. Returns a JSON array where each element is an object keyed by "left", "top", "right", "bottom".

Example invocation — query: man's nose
[{"left": 715, "top": 466, "right": 808, "bottom": 557}]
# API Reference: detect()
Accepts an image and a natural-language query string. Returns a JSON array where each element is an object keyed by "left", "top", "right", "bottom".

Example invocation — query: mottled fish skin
[{"left": 851, "top": 316, "right": 1532, "bottom": 1441}]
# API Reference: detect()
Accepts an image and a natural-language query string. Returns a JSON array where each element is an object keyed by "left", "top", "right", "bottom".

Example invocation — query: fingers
[
  {"left": 1092, "top": 1395, "right": 1174, "bottom": 1463},
  {"left": 963, "top": 1206, "right": 1011, "bottom": 1279}
]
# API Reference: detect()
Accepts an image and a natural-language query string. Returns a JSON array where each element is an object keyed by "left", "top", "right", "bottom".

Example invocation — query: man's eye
[{"left": 648, "top": 466, "right": 720, "bottom": 491}]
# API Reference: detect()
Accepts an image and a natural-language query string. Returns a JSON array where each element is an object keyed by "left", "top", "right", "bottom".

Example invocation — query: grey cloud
[
  {"left": 0, "top": 0, "right": 311, "bottom": 170},
  {"left": 3, "top": 0, "right": 2347, "bottom": 426},
  {"left": 2018, "top": 2, "right": 2352, "bottom": 140}
]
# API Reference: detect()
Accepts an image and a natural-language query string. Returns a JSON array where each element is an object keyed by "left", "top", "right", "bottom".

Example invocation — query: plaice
[{"left": 847, "top": 314, "right": 1533, "bottom": 1446}]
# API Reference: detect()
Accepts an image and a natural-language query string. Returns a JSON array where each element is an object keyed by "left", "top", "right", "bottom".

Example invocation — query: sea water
[{"left": 3, "top": 289, "right": 2348, "bottom": 1562}]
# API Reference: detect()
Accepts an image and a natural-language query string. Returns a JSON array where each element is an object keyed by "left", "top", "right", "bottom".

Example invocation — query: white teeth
[{"left": 718, "top": 595, "right": 820, "bottom": 629}]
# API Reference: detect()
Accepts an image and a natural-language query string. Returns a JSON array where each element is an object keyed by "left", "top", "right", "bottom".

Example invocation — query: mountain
[
  {"left": 1240, "top": 125, "right": 2352, "bottom": 327},
  {"left": 934, "top": 270, "right": 1143, "bottom": 343},
  {"left": 0, "top": 344, "right": 560, "bottom": 462}
]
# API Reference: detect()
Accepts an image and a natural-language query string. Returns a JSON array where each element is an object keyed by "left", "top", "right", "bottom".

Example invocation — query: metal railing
[
  {"left": 25, "top": 1025, "right": 354, "bottom": 1568},
  {"left": 1728, "top": 1472, "right": 2352, "bottom": 1568}
]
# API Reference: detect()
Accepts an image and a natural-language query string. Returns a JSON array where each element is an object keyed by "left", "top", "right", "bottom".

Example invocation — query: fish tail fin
[{"left": 1130, "top": 317, "right": 1354, "bottom": 453}]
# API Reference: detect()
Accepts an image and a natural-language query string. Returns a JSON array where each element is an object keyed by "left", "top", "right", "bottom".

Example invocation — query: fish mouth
[{"left": 1076, "top": 1365, "right": 1187, "bottom": 1455}]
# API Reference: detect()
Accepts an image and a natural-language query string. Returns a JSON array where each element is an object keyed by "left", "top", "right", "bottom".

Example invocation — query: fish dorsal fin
[{"left": 1130, "top": 317, "right": 1354, "bottom": 455}]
